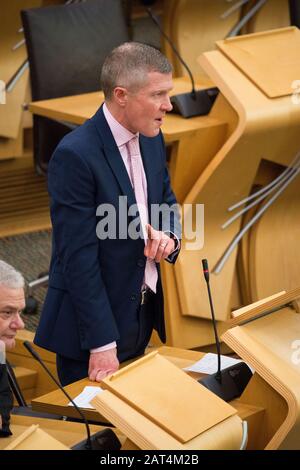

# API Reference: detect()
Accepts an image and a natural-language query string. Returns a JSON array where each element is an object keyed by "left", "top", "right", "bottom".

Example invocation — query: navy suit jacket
[{"left": 34, "top": 106, "right": 181, "bottom": 362}]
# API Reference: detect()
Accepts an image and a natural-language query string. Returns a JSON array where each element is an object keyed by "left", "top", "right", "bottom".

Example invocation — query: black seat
[{"left": 21, "top": 0, "right": 130, "bottom": 173}]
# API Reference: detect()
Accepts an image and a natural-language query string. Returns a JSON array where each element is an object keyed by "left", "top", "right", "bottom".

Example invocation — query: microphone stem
[
  {"left": 146, "top": 7, "right": 196, "bottom": 98},
  {"left": 206, "top": 282, "right": 222, "bottom": 382},
  {"left": 23, "top": 342, "right": 92, "bottom": 449}
]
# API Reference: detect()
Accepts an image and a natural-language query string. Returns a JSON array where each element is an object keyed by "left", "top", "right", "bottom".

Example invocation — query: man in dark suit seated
[
  {"left": 35, "top": 42, "right": 181, "bottom": 386},
  {"left": 0, "top": 260, "right": 25, "bottom": 437}
]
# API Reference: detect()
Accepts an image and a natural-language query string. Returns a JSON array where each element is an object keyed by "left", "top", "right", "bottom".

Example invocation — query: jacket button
[
  {"left": 137, "top": 259, "right": 145, "bottom": 268},
  {"left": 130, "top": 294, "right": 137, "bottom": 301}
]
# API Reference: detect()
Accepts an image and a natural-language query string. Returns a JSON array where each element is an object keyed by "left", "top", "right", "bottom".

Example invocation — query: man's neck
[
  {"left": 105, "top": 101, "right": 126, "bottom": 131},
  {"left": 105, "top": 101, "right": 134, "bottom": 134}
]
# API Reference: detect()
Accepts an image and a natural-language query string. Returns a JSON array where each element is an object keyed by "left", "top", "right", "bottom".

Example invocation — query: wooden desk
[
  {"left": 0, "top": 414, "right": 125, "bottom": 450},
  {"left": 28, "top": 77, "right": 224, "bottom": 143},
  {"left": 31, "top": 346, "right": 263, "bottom": 449}
]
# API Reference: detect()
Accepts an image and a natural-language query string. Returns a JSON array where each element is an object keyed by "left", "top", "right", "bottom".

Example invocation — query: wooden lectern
[
  {"left": 91, "top": 351, "right": 244, "bottom": 450},
  {"left": 222, "top": 287, "right": 300, "bottom": 449}
]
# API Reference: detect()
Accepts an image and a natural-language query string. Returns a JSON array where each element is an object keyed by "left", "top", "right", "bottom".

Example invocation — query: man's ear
[{"left": 113, "top": 87, "right": 128, "bottom": 107}]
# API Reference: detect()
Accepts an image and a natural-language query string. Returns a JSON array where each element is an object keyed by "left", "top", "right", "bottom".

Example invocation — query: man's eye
[{"left": 0, "top": 311, "right": 12, "bottom": 318}]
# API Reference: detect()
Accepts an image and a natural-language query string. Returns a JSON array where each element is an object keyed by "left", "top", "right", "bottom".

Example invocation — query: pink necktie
[{"left": 127, "top": 136, "right": 158, "bottom": 293}]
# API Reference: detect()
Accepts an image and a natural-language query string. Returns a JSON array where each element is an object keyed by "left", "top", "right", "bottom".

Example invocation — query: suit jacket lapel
[
  {"left": 92, "top": 106, "right": 160, "bottom": 216},
  {"left": 104, "top": 145, "right": 137, "bottom": 209},
  {"left": 92, "top": 106, "right": 136, "bottom": 208}
]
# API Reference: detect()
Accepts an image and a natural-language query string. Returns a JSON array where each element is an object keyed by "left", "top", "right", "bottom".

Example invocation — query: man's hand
[
  {"left": 88, "top": 348, "right": 119, "bottom": 382},
  {"left": 144, "top": 224, "right": 175, "bottom": 263}
]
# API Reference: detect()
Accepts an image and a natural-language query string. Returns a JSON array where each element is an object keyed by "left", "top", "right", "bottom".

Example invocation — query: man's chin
[
  {"left": 143, "top": 128, "right": 160, "bottom": 138},
  {"left": 2, "top": 337, "right": 16, "bottom": 350}
]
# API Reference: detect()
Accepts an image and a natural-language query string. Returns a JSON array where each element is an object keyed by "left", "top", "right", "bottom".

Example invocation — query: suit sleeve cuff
[{"left": 164, "top": 231, "right": 181, "bottom": 262}]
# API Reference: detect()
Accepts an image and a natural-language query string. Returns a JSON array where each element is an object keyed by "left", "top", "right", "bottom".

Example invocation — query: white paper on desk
[
  {"left": 68, "top": 386, "right": 104, "bottom": 409},
  {"left": 183, "top": 353, "right": 254, "bottom": 374}
]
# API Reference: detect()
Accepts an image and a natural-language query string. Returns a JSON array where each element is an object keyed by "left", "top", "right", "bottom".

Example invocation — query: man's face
[
  {"left": 122, "top": 71, "right": 173, "bottom": 137},
  {"left": 0, "top": 285, "right": 25, "bottom": 350}
]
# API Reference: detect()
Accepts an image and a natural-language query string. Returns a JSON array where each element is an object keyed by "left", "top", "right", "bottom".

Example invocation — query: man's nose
[
  {"left": 11, "top": 313, "right": 25, "bottom": 330},
  {"left": 162, "top": 95, "right": 173, "bottom": 112}
]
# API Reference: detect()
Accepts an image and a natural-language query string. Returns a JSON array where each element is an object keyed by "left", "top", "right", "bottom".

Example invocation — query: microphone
[
  {"left": 23, "top": 341, "right": 121, "bottom": 451},
  {"left": 198, "top": 260, "right": 253, "bottom": 402},
  {"left": 142, "top": 3, "right": 219, "bottom": 118}
]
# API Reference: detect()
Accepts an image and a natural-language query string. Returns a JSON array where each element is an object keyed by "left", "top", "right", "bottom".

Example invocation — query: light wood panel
[
  {"left": 230, "top": 289, "right": 286, "bottom": 321},
  {"left": 0, "top": 69, "right": 29, "bottom": 140},
  {"left": 216, "top": 27, "right": 300, "bottom": 98},
  {"left": 162, "top": 0, "right": 241, "bottom": 81},
  {"left": 174, "top": 51, "right": 261, "bottom": 322},
  {"left": 237, "top": 372, "right": 286, "bottom": 450},
  {"left": 0, "top": 125, "right": 23, "bottom": 160},
  {"left": 237, "top": 157, "right": 283, "bottom": 305},
  {"left": 168, "top": 120, "right": 227, "bottom": 203},
  {"left": 13, "top": 366, "right": 38, "bottom": 391},
  {"left": 159, "top": 260, "right": 222, "bottom": 349},
  {"left": 249, "top": 178, "right": 300, "bottom": 301},
  {"left": 172, "top": 30, "right": 300, "bottom": 334}
]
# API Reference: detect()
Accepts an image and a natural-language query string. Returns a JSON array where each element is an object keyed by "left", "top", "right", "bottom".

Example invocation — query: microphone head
[
  {"left": 202, "top": 258, "right": 208, "bottom": 271},
  {"left": 202, "top": 258, "right": 209, "bottom": 282}
]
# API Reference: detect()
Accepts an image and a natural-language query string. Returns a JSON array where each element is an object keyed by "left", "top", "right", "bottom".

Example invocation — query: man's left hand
[{"left": 144, "top": 224, "right": 175, "bottom": 263}]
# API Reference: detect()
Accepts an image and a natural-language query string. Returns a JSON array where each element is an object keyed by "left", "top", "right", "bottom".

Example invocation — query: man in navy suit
[{"left": 35, "top": 42, "right": 181, "bottom": 386}]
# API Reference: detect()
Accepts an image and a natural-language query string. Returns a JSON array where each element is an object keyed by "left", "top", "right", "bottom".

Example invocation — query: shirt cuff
[{"left": 90, "top": 341, "right": 117, "bottom": 353}]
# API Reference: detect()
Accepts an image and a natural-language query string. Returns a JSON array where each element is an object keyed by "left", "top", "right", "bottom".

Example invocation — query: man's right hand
[{"left": 88, "top": 348, "right": 119, "bottom": 382}]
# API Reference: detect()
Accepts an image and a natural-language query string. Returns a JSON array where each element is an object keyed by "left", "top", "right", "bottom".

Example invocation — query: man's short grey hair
[
  {"left": 0, "top": 260, "right": 25, "bottom": 289},
  {"left": 101, "top": 42, "right": 172, "bottom": 100}
]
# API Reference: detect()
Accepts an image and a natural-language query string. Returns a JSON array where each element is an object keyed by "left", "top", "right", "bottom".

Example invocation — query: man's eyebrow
[
  {"left": 154, "top": 87, "right": 173, "bottom": 93},
  {"left": 0, "top": 305, "right": 17, "bottom": 311}
]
